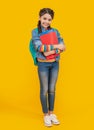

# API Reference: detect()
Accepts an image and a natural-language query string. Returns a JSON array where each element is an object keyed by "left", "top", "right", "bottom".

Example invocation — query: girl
[{"left": 32, "top": 8, "right": 66, "bottom": 127}]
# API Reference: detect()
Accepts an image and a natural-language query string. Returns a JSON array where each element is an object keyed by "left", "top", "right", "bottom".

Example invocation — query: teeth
[{"left": 43, "top": 23, "right": 48, "bottom": 26}]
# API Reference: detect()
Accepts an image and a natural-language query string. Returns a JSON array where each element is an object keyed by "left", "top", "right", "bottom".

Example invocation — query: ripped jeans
[{"left": 37, "top": 61, "right": 59, "bottom": 113}]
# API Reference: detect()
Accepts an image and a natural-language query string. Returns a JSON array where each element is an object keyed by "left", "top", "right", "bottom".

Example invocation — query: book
[{"left": 39, "top": 29, "right": 60, "bottom": 59}]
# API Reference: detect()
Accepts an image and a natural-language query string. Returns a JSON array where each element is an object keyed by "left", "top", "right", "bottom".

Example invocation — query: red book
[{"left": 39, "top": 29, "right": 60, "bottom": 59}]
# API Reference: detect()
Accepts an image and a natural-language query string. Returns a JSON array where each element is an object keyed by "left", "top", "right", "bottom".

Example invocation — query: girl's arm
[
  {"left": 32, "top": 29, "right": 65, "bottom": 52},
  {"left": 43, "top": 29, "right": 66, "bottom": 56},
  {"left": 32, "top": 29, "right": 54, "bottom": 52},
  {"left": 55, "top": 29, "right": 66, "bottom": 51},
  {"left": 43, "top": 47, "right": 65, "bottom": 56}
]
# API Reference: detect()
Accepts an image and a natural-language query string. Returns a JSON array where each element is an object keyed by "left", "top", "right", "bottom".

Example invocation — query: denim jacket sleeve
[
  {"left": 31, "top": 29, "right": 55, "bottom": 52},
  {"left": 55, "top": 29, "right": 64, "bottom": 44},
  {"left": 54, "top": 29, "right": 64, "bottom": 54}
]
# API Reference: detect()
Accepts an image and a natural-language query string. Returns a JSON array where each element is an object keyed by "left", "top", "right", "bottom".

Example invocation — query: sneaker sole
[
  {"left": 52, "top": 121, "right": 60, "bottom": 125},
  {"left": 45, "top": 123, "right": 52, "bottom": 127}
]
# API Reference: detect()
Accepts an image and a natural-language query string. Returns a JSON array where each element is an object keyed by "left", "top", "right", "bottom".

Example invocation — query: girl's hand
[
  {"left": 43, "top": 50, "right": 55, "bottom": 56},
  {"left": 57, "top": 44, "right": 66, "bottom": 51},
  {"left": 61, "top": 44, "right": 66, "bottom": 51},
  {"left": 54, "top": 44, "right": 66, "bottom": 51}
]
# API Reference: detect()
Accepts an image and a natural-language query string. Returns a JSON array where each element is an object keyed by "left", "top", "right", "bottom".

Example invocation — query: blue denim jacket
[{"left": 31, "top": 26, "right": 64, "bottom": 61}]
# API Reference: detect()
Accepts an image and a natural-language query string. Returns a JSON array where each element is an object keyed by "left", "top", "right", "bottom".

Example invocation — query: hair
[{"left": 37, "top": 8, "right": 54, "bottom": 33}]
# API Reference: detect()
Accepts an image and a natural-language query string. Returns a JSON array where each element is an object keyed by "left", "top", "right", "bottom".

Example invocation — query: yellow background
[{"left": 0, "top": 0, "right": 94, "bottom": 130}]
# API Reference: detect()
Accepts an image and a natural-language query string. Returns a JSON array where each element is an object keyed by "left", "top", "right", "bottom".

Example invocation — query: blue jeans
[{"left": 37, "top": 61, "right": 59, "bottom": 113}]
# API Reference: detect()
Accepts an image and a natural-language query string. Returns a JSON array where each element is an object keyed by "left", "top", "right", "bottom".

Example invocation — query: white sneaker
[
  {"left": 44, "top": 115, "right": 52, "bottom": 127},
  {"left": 50, "top": 114, "right": 60, "bottom": 125}
]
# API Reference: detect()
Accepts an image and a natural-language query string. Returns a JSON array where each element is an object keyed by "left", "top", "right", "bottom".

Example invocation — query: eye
[
  {"left": 43, "top": 17, "right": 47, "bottom": 20},
  {"left": 48, "top": 19, "right": 51, "bottom": 21}
]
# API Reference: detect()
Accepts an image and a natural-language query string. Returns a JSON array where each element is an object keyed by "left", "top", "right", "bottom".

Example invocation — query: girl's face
[{"left": 39, "top": 13, "right": 52, "bottom": 29}]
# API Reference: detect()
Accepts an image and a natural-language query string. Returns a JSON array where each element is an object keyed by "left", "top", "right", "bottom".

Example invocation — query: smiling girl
[{"left": 31, "top": 8, "right": 66, "bottom": 127}]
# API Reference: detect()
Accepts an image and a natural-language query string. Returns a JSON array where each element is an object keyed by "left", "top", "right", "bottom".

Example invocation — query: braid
[{"left": 37, "top": 20, "right": 42, "bottom": 33}]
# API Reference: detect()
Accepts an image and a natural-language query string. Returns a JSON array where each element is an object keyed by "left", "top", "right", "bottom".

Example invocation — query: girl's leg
[
  {"left": 47, "top": 61, "right": 60, "bottom": 125},
  {"left": 38, "top": 62, "right": 53, "bottom": 127},
  {"left": 48, "top": 61, "right": 59, "bottom": 113},
  {"left": 38, "top": 62, "right": 49, "bottom": 114}
]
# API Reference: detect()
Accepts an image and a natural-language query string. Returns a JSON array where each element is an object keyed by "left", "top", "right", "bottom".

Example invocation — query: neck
[{"left": 41, "top": 25, "right": 48, "bottom": 30}]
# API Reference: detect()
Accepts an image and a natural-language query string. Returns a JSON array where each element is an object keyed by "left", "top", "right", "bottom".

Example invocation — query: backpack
[{"left": 29, "top": 28, "right": 38, "bottom": 66}]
